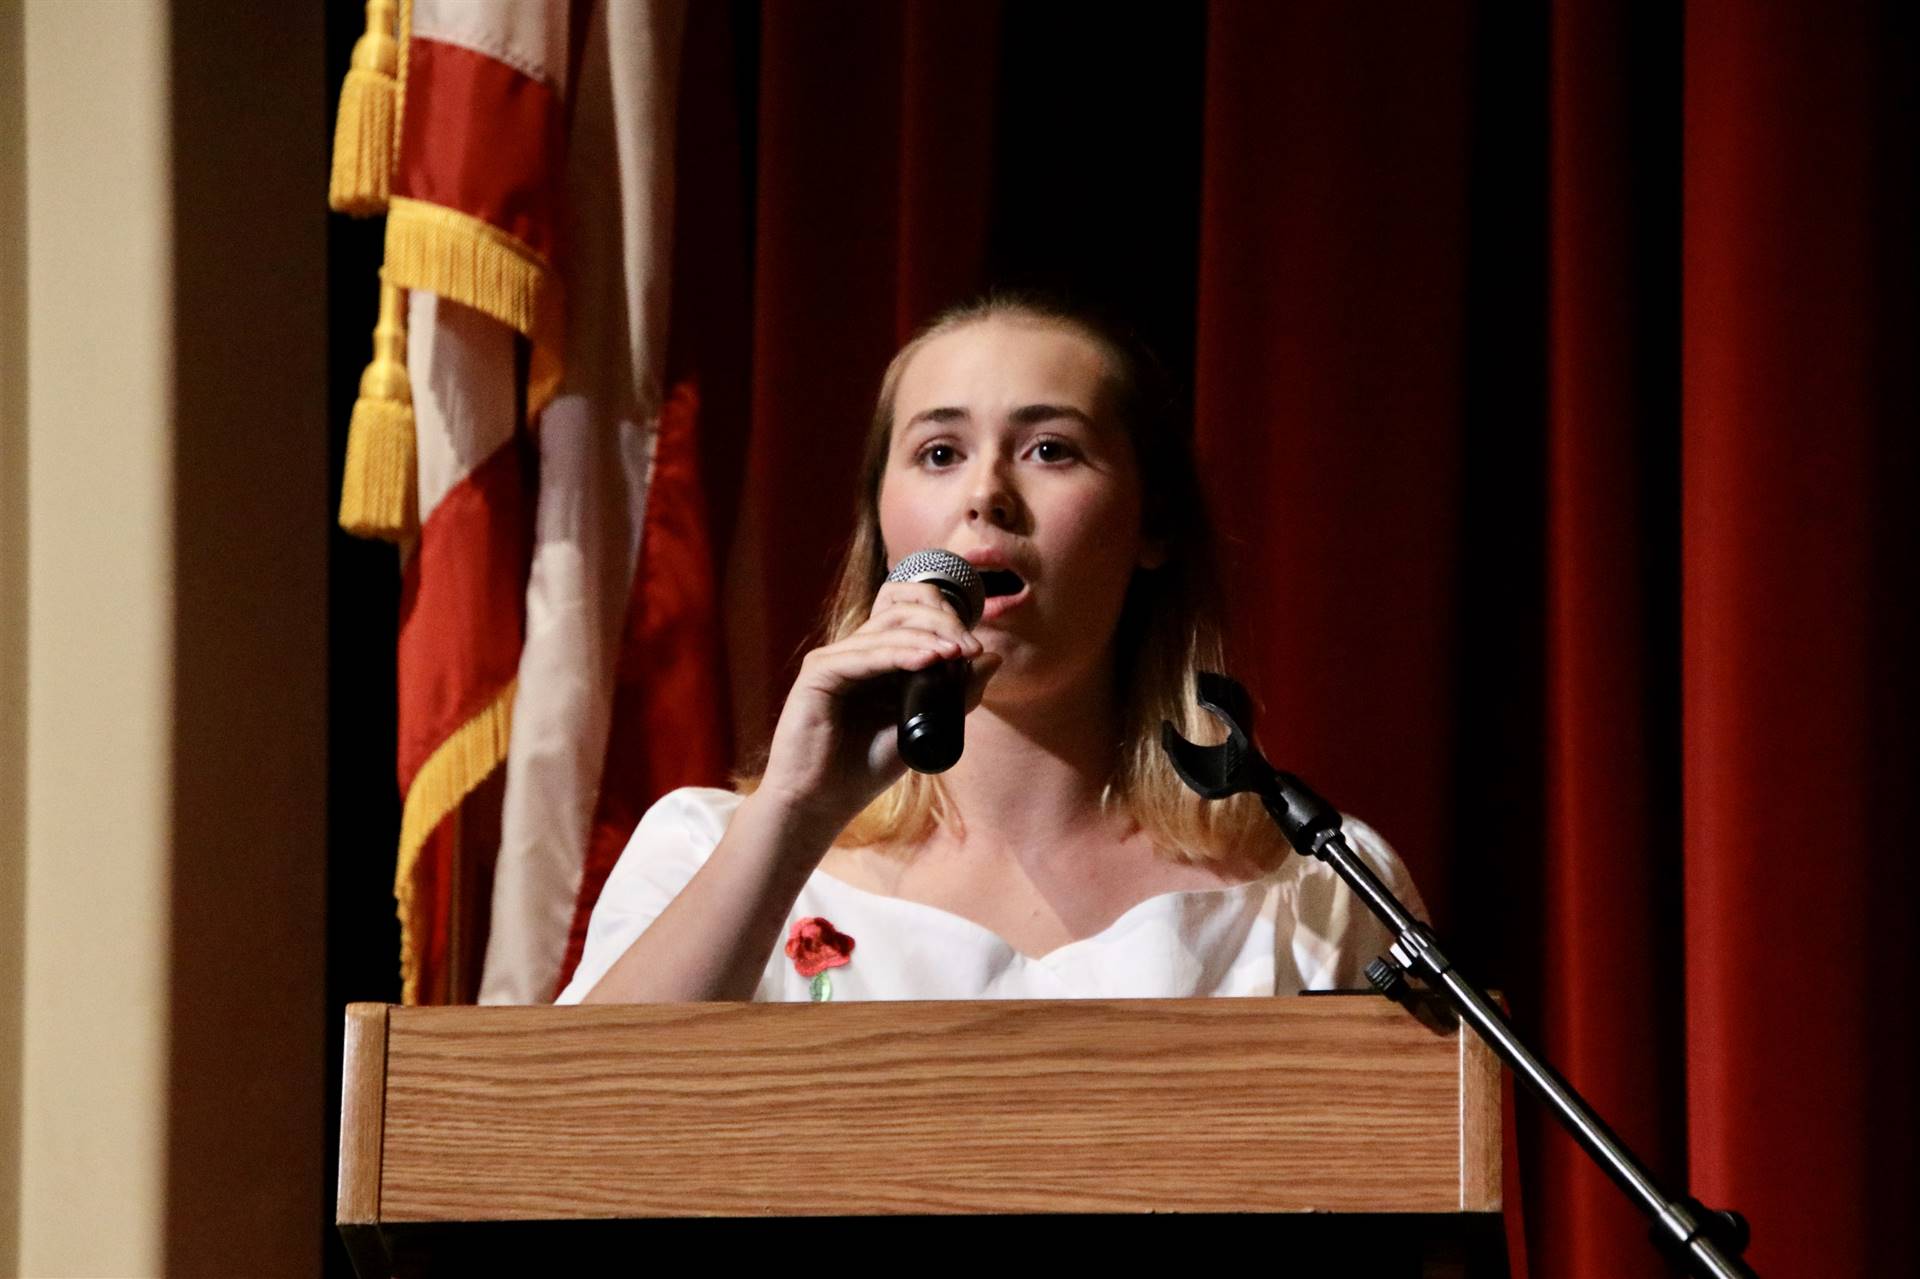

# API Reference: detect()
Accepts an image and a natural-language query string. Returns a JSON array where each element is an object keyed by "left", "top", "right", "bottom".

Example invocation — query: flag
[
  {"left": 477, "top": 0, "right": 722, "bottom": 1005},
  {"left": 329, "top": 0, "right": 725, "bottom": 1004},
  {"left": 393, "top": 290, "right": 530, "bottom": 1004}
]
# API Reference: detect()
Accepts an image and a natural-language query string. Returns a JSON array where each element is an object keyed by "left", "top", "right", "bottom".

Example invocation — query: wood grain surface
[
  {"left": 1458, "top": 1017, "right": 1501, "bottom": 1211},
  {"left": 338, "top": 1003, "right": 389, "bottom": 1224},
  {"left": 361, "top": 996, "right": 1501, "bottom": 1222}
]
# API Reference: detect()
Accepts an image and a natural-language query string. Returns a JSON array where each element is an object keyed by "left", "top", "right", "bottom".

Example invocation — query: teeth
[{"left": 979, "top": 570, "right": 1025, "bottom": 598}]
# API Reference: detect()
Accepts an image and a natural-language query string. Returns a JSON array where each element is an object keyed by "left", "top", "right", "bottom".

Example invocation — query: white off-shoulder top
[{"left": 556, "top": 787, "right": 1427, "bottom": 1004}]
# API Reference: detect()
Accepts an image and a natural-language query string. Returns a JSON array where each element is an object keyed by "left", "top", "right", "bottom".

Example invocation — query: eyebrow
[{"left": 902, "top": 404, "right": 1097, "bottom": 432}]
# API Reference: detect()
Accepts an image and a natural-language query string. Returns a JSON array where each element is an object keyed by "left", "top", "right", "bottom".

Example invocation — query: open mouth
[{"left": 978, "top": 569, "right": 1026, "bottom": 599}]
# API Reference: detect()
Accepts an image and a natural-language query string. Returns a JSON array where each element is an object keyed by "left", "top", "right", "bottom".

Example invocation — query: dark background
[{"left": 325, "top": 3, "right": 401, "bottom": 1275}]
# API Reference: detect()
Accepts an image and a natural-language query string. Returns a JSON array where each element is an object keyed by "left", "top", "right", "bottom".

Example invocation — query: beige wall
[
  {"left": 1, "top": 1, "right": 27, "bottom": 1273},
  {"left": 19, "top": 3, "right": 175, "bottom": 1271},
  {"left": 9, "top": 2, "right": 327, "bottom": 1275}
]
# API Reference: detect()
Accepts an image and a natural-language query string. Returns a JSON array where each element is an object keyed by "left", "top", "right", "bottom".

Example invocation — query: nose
[{"left": 965, "top": 458, "right": 1019, "bottom": 529}]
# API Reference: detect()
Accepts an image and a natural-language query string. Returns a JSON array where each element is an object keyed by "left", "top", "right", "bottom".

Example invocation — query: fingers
[
  {"left": 796, "top": 575, "right": 994, "bottom": 703},
  {"left": 799, "top": 632, "right": 959, "bottom": 694},
  {"left": 872, "top": 579, "right": 953, "bottom": 613},
  {"left": 860, "top": 583, "right": 975, "bottom": 652},
  {"left": 860, "top": 609, "right": 981, "bottom": 653},
  {"left": 866, "top": 581, "right": 970, "bottom": 631}
]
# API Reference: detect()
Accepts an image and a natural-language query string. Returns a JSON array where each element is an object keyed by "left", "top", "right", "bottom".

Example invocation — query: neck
[{"left": 936, "top": 658, "right": 1132, "bottom": 858}]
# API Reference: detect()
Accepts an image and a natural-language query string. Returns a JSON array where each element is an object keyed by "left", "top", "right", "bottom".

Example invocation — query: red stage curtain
[
  {"left": 1539, "top": 4, "right": 1688, "bottom": 1275},
  {"left": 665, "top": 4, "right": 1917, "bottom": 1274},
  {"left": 1682, "top": 4, "right": 1918, "bottom": 1276}
]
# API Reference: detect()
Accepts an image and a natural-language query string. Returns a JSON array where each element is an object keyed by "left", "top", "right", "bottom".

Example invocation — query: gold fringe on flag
[
  {"left": 328, "top": 0, "right": 402, "bottom": 216},
  {"left": 384, "top": 195, "right": 567, "bottom": 413},
  {"left": 385, "top": 196, "right": 555, "bottom": 342},
  {"left": 338, "top": 280, "right": 418, "bottom": 541},
  {"left": 394, "top": 679, "right": 517, "bottom": 1005}
]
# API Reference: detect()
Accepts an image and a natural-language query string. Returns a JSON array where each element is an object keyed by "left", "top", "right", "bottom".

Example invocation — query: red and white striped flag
[
  {"left": 330, "top": 0, "right": 726, "bottom": 1004},
  {"left": 478, "top": 0, "right": 720, "bottom": 1005}
]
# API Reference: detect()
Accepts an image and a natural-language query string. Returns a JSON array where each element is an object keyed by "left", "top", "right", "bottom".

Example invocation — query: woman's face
[{"left": 878, "top": 316, "right": 1164, "bottom": 702}]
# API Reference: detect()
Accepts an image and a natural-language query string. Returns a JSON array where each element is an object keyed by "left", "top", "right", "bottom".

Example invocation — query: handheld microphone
[{"left": 886, "top": 549, "right": 986, "bottom": 773}]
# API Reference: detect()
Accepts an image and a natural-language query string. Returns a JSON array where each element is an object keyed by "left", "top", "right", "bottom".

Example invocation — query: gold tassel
[
  {"left": 338, "top": 281, "right": 418, "bottom": 541},
  {"left": 328, "top": 0, "right": 401, "bottom": 216}
]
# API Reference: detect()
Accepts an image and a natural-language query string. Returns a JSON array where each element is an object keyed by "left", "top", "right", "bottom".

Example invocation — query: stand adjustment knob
[{"left": 1365, "top": 955, "right": 1408, "bottom": 1002}]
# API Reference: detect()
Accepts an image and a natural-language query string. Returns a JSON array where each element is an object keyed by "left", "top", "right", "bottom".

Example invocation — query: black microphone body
[
  {"left": 886, "top": 550, "right": 986, "bottom": 774},
  {"left": 898, "top": 655, "right": 970, "bottom": 773}
]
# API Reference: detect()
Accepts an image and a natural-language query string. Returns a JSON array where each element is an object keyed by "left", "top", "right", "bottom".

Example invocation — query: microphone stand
[{"left": 1161, "top": 673, "right": 1757, "bottom": 1279}]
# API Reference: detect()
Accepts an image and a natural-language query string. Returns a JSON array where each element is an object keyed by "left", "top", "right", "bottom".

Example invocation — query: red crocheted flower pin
[{"left": 785, "top": 916, "right": 855, "bottom": 979}]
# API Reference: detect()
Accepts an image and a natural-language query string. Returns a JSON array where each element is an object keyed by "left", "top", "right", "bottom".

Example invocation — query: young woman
[{"left": 559, "top": 295, "right": 1423, "bottom": 1004}]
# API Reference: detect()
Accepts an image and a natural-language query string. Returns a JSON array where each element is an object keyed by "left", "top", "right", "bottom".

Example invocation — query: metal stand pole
[{"left": 1163, "top": 673, "right": 1757, "bottom": 1279}]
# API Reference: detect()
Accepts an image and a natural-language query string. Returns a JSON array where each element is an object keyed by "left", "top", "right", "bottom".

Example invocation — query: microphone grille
[{"left": 886, "top": 549, "right": 986, "bottom": 628}]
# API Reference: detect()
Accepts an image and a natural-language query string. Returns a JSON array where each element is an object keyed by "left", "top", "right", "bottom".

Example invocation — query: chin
[
  {"left": 974, "top": 647, "right": 1040, "bottom": 703},
  {"left": 977, "top": 644, "right": 1105, "bottom": 709}
]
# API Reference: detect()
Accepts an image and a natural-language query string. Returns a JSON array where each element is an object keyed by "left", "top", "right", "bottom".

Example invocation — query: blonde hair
[{"left": 755, "top": 292, "right": 1286, "bottom": 869}]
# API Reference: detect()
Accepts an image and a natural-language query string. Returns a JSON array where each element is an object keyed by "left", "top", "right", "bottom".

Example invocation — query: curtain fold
[
  {"left": 736, "top": 1, "right": 955, "bottom": 741},
  {"left": 1193, "top": 0, "right": 1474, "bottom": 940},
  {"left": 1682, "top": 4, "right": 1917, "bottom": 1273},
  {"left": 1538, "top": 4, "right": 1689, "bottom": 1276}
]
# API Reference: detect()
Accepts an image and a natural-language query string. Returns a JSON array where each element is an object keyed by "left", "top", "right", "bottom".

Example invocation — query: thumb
[{"left": 963, "top": 651, "right": 1003, "bottom": 713}]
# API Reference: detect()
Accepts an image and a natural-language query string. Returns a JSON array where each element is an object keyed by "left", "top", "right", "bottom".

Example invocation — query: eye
[
  {"left": 915, "top": 442, "right": 960, "bottom": 469},
  {"left": 1030, "top": 437, "right": 1077, "bottom": 464}
]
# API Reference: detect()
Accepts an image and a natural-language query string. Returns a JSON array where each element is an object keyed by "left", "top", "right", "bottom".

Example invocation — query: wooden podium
[{"left": 338, "top": 996, "right": 1507, "bottom": 1276}]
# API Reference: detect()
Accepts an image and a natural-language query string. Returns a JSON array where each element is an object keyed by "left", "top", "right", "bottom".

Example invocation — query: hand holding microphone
[
  {"left": 886, "top": 549, "right": 986, "bottom": 773},
  {"left": 754, "top": 548, "right": 1001, "bottom": 840}
]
